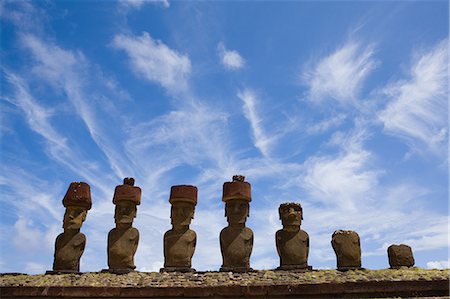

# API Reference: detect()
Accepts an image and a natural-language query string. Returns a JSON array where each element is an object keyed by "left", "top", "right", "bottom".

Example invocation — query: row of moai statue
[{"left": 48, "top": 175, "right": 415, "bottom": 274}]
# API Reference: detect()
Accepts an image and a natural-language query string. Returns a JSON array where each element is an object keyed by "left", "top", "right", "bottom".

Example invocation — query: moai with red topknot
[
  {"left": 106, "top": 178, "right": 141, "bottom": 273},
  {"left": 49, "top": 182, "right": 92, "bottom": 274},
  {"left": 161, "top": 185, "right": 198, "bottom": 272},
  {"left": 276, "top": 202, "right": 312, "bottom": 270},
  {"left": 220, "top": 175, "right": 254, "bottom": 272}
]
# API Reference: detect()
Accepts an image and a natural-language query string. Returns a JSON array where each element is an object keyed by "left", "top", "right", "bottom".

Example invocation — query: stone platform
[{"left": 1, "top": 269, "right": 448, "bottom": 298}]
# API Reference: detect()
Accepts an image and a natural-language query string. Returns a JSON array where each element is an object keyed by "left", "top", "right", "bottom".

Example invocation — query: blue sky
[{"left": 0, "top": 0, "right": 448, "bottom": 274}]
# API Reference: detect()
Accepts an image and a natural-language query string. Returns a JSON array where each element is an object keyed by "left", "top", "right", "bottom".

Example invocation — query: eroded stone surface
[
  {"left": 331, "top": 230, "right": 362, "bottom": 270},
  {"left": 162, "top": 185, "right": 197, "bottom": 272},
  {"left": 276, "top": 203, "right": 310, "bottom": 270},
  {"left": 52, "top": 182, "right": 91, "bottom": 273},
  {"left": 388, "top": 244, "right": 414, "bottom": 268},
  {"left": 220, "top": 176, "right": 253, "bottom": 272},
  {"left": 107, "top": 178, "right": 141, "bottom": 273}
]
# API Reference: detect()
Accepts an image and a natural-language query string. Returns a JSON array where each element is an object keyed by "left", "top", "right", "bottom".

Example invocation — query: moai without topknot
[
  {"left": 161, "top": 185, "right": 198, "bottom": 273},
  {"left": 49, "top": 182, "right": 92, "bottom": 274},
  {"left": 388, "top": 244, "right": 415, "bottom": 269},
  {"left": 106, "top": 178, "right": 141, "bottom": 274},
  {"left": 331, "top": 230, "right": 363, "bottom": 271},
  {"left": 220, "top": 175, "right": 254, "bottom": 272},
  {"left": 276, "top": 202, "right": 311, "bottom": 270}
]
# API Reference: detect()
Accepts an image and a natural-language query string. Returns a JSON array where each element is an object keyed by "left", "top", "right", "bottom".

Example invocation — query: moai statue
[
  {"left": 388, "top": 244, "right": 415, "bottom": 269},
  {"left": 276, "top": 202, "right": 312, "bottom": 270},
  {"left": 220, "top": 175, "right": 254, "bottom": 272},
  {"left": 161, "top": 185, "right": 198, "bottom": 273},
  {"left": 331, "top": 230, "right": 362, "bottom": 271},
  {"left": 49, "top": 182, "right": 92, "bottom": 274},
  {"left": 106, "top": 178, "right": 141, "bottom": 273}
]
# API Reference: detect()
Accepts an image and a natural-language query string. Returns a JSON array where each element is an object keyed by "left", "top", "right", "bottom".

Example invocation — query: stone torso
[
  {"left": 331, "top": 232, "right": 361, "bottom": 268},
  {"left": 53, "top": 232, "right": 86, "bottom": 272},
  {"left": 276, "top": 229, "right": 309, "bottom": 266},
  {"left": 220, "top": 227, "right": 253, "bottom": 268},
  {"left": 164, "top": 229, "right": 196, "bottom": 268},
  {"left": 108, "top": 227, "right": 139, "bottom": 270}
]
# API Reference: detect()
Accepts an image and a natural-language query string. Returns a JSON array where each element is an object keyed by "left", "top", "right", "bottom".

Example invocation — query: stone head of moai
[
  {"left": 331, "top": 230, "right": 362, "bottom": 270},
  {"left": 169, "top": 185, "right": 198, "bottom": 227},
  {"left": 388, "top": 244, "right": 415, "bottom": 269},
  {"left": 223, "top": 175, "right": 251, "bottom": 226},
  {"left": 113, "top": 177, "right": 141, "bottom": 228},
  {"left": 279, "top": 202, "right": 303, "bottom": 230},
  {"left": 62, "top": 182, "right": 92, "bottom": 231}
]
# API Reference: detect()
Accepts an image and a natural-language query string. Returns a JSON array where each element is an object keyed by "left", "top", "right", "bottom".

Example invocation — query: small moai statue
[
  {"left": 331, "top": 230, "right": 363, "bottom": 271},
  {"left": 219, "top": 175, "right": 254, "bottom": 272},
  {"left": 388, "top": 244, "right": 415, "bottom": 269},
  {"left": 49, "top": 182, "right": 92, "bottom": 274},
  {"left": 276, "top": 202, "right": 312, "bottom": 270},
  {"left": 161, "top": 185, "right": 198, "bottom": 273},
  {"left": 106, "top": 177, "right": 141, "bottom": 274}
]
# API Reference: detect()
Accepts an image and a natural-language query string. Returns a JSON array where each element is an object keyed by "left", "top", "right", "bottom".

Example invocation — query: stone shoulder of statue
[
  {"left": 220, "top": 226, "right": 253, "bottom": 240},
  {"left": 109, "top": 227, "right": 139, "bottom": 240},
  {"left": 56, "top": 231, "right": 86, "bottom": 247},
  {"left": 165, "top": 228, "right": 196, "bottom": 240}
]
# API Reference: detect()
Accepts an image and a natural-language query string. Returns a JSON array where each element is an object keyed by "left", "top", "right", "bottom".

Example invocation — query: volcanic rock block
[
  {"left": 388, "top": 244, "right": 414, "bottom": 269},
  {"left": 331, "top": 230, "right": 362, "bottom": 271}
]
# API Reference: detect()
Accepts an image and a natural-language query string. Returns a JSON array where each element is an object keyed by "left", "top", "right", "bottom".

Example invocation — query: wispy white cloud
[
  {"left": 217, "top": 42, "right": 245, "bottom": 70},
  {"left": 119, "top": 0, "right": 170, "bottom": 9},
  {"left": 19, "top": 33, "right": 137, "bottom": 186},
  {"left": 113, "top": 32, "right": 191, "bottom": 93},
  {"left": 237, "top": 89, "right": 274, "bottom": 157},
  {"left": 427, "top": 260, "right": 449, "bottom": 269},
  {"left": 2, "top": 71, "right": 68, "bottom": 152},
  {"left": 379, "top": 39, "right": 448, "bottom": 156},
  {"left": 302, "top": 41, "right": 376, "bottom": 106},
  {"left": 306, "top": 114, "right": 347, "bottom": 135}
]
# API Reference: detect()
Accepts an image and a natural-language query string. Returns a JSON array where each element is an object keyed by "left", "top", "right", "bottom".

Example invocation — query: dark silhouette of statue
[
  {"left": 161, "top": 185, "right": 198, "bottom": 272},
  {"left": 220, "top": 175, "right": 253, "bottom": 272},
  {"left": 276, "top": 202, "right": 311, "bottom": 270},
  {"left": 331, "top": 230, "right": 362, "bottom": 271},
  {"left": 49, "top": 182, "right": 92, "bottom": 274},
  {"left": 106, "top": 178, "right": 141, "bottom": 273},
  {"left": 388, "top": 244, "right": 415, "bottom": 269}
]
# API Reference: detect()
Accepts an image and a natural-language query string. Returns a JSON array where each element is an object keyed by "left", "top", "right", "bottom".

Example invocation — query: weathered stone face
[
  {"left": 388, "top": 244, "right": 414, "bottom": 268},
  {"left": 114, "top": 201, "right": 137, "bottom": 225},
  {"left": 63, "top": 206, "right": 87, "bottom": 230},
  {"left": 225, "top": 200, "right": 249, "bottom": 225},
  {"left": 171, "top": 202, "right": 194, "bottom": 226},
  {"left": 331, "top": 230, "right": 362, "bottom": 270},
  {"left": 279, "top": 203, "right": 302, "bottom": 228}
]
